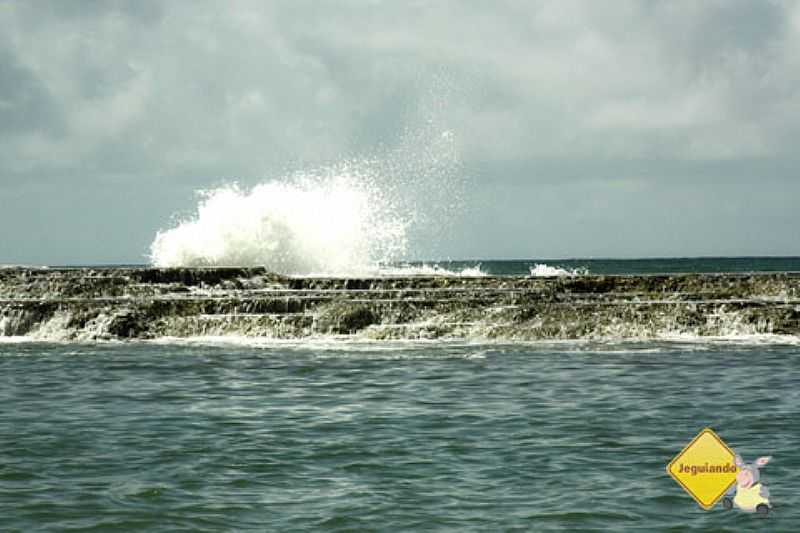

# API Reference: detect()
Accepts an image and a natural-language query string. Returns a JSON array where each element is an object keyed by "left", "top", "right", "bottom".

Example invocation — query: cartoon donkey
[{"left": 722, "top": 454, "right": 772, "bottom": 514}]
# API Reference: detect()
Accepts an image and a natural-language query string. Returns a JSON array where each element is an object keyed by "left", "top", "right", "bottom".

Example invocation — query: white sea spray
[
  {"left": 150, "top": 169, "right": 409, "bottom": 275},
  {"left": 529, "top": 263, "right": 589, "bottom": 277}
]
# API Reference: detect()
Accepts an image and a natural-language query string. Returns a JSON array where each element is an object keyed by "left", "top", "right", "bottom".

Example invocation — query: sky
[{"left": 1, "top": 0, "right": 799, "bottom": 265}]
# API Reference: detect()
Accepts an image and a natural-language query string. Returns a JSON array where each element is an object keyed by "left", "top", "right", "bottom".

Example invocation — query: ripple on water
[{"left": 1, "top": 341, "right": 799, "bottom": 531}]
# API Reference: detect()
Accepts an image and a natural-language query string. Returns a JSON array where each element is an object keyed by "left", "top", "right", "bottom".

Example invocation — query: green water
[{"left": 2, "top": 340, "right": 799, "bottom": 531}]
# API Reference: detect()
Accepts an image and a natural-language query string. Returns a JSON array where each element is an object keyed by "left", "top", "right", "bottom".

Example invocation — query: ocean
[
  {"left": 2, "top": 258, "right": 800, "bottom": 531},
  {"left": 403, "top": 256, "right": 800, "bottom": 276},
  {"left": 48, "top": 256, "right": 800, "bottom": 276}
]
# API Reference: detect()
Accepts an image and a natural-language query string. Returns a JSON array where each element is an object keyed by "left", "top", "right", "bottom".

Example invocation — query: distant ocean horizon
[{"left": 37, "top": 255, "right": 800, "bottom": 276}]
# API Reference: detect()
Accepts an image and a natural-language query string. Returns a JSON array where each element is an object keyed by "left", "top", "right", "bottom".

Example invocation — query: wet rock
[
  {"left": 105, "top": 309, "right": 149, "bottom": 339},
  {"left": 1, "top": 268, "right": 800, "bottom": 340},
  {"left": 315, "top": 303, "right": 379, "bottom": 334}
]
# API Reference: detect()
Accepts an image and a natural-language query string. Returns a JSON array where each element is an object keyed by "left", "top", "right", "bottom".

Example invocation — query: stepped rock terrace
[{"left": 1, "top": 267, "right": 799, "bottom": 341}]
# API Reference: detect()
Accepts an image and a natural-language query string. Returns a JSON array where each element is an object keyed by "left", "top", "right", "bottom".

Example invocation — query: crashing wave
[
  {"left": 150, "top": 114, "right": 462, "bottom": 276},
  {"left": 367, "top": 263, "right": 487, "bottom": 277},
  {"left": 529, "top": 263, "right": 588, "bottom": 277},
  {"left": 150, "top": 172, "right": 409, "bottom": 276}
]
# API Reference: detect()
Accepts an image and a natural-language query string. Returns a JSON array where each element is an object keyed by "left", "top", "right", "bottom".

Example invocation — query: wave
[
  {"left": 140, "top": 334, "right": 800, "bottom": 351},
  {"left": 150, "top": 109, "right": 462, "bottom": 276},
  {"left": 3, "top": 332, "right": 799, "bottom": 347},
  {"left": 150, "top": 171, "right": 409, "bottom": 275},
  {"left": 529, "top": 263, "right": 589, "bottom": 277},
  {"left": 359, "top": 263, "right": 487, "bottom": 277},
  {"left": 149, "top": 178, "right": 488, "bottom": 277},
  {"left": 0, "top": 336, "right": 36, "bottom": 344},
  {"left": 0, "top": 265, "right": 48, "bottom": 270}
]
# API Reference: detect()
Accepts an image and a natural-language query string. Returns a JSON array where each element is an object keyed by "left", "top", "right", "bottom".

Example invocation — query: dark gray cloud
[{"left": 1, "top": 0, "right": 799, "bottom": 263}]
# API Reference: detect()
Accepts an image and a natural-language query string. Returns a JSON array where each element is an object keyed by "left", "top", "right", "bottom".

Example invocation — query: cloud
[
  {"left": 1, "top": 1, "right": 798, "bottom": 262},
  {"left": 3, "top": 1, "right": 799, "bottom": 175}
]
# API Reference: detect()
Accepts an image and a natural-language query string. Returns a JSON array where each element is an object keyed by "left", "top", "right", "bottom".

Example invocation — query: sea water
[
  {"left": 2, "top": 300, "right": 800, "bottom": 531},
  {"left": 4, "top": 257, "right": 800, "bottom": 532}
]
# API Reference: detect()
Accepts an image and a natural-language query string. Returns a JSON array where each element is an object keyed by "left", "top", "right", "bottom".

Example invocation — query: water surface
[{"left": 2, "top": 340, "right": 798, "bottom": 531}]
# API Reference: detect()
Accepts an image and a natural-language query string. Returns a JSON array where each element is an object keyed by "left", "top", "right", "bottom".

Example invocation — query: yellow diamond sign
[{"left": 666, "top": 428, "right": 738, "bottom": 509}]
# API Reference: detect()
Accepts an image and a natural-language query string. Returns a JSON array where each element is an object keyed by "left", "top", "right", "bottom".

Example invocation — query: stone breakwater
[{"left": 1, "top": 268, "right": 799, "bottom": 341}]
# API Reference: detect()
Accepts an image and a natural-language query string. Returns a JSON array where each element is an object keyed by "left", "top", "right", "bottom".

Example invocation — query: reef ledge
[{"left": 1, "top": 268, "right": 799, "bottom": 341}]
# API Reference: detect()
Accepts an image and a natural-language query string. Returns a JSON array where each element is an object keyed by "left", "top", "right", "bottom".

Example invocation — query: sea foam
[{"left": 529, "top": 264, "right": 589, "bottom": 277}]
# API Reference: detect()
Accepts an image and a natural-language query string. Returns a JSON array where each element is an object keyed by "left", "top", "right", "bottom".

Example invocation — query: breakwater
[{"left": 1, "top": 268, "right": 799, "bottom": 341}]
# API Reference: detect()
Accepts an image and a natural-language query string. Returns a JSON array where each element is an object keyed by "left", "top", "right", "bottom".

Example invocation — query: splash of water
[
  {"left": 150, "top": 169, "right": 409, "bottom": 275},
  {"left": 377, "top": 263, "right": 487, "bottom": 277},
  {"left": 529, "top": 264, "right": 589, "bottom": 277},
  {"left": 151, "top": 78, "right": 466, "bottom": 275}
]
